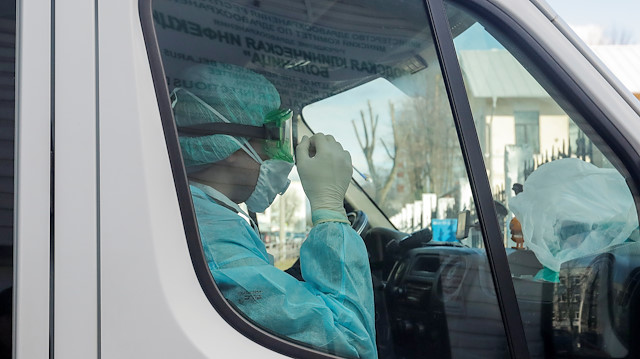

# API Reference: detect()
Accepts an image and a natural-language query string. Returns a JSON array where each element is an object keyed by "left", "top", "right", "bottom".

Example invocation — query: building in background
[
  {"left": 460, "top": 45, "right": 640, "bottom": 192},
  {"left": 390, "top": 44, "right": 640, "bottom": 242}
]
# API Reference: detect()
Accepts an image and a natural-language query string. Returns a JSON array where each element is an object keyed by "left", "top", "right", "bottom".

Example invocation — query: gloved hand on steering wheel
[{"left": 296, "top": 133, "right": 352, "bottom": 224}]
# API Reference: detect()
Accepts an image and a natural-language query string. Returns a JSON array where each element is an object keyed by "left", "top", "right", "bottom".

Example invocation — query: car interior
[{"left": 151, "top": 0, "right": 640, "bottom": 358}]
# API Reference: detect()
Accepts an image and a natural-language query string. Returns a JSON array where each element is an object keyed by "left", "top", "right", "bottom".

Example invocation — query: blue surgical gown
[{"left": 190, "top": 185, "right": 378, "bottom": 359}]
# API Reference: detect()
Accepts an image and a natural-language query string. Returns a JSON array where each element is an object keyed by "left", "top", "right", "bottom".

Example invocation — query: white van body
[{"left": 12, "top": 0, "right": 640, "bottom": 358}]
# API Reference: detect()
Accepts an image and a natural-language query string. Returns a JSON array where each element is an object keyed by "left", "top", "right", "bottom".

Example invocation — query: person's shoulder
[
  {"left": 190, "top": 185, "right": 214, "bottom": 208},
  {"left": 190, "top": 185, "right": 220, "bottom": 206},
  {"left": 189, "top": 184, "right": 207, "bottom": 198},
  {"left": 190, "top": 185, "right": 234, "bottom": 215}
]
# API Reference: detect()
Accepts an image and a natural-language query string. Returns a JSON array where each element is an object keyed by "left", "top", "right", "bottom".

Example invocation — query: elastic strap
[
  {"left": 172, "top": 87, "right": 263, "bottom": 164},
  {"left": 190, "top": 181, "right": 260, "bottom": 234}
]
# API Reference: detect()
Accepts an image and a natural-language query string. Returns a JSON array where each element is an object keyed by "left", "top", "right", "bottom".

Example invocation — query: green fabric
[
  {"left": 173, "top": 63, "right": 280, "bottom": 170},
  {"left": 191, "top": 185, "right": 377, "bottom": 358},
  {"left": 534, "top": 267, "right": 560, "bottom": 283},
  {"left": 263, "top": 108, "right": 294, "bottom": 163}
]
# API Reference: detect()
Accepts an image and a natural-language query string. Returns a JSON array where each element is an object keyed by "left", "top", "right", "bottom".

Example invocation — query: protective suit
[
  {"left": 510, "top": 158, "right": 638, "bottom": 275},
  {"left": 190, "top": 183, "right": 377, "bottom": 359},
  {"left": 176, "top": 63, "right": 377, "bottom": 358}
]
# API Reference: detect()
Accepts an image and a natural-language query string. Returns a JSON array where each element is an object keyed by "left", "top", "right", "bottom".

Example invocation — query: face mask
[
  {"left": 245, "top": 158, "right": 293, "bottom": 213},
  {"left": 221, "top": 132, "right": 293, "bottom": 213}
]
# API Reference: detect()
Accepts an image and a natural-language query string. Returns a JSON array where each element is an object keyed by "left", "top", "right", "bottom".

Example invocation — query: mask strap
[
  {"left": 173, "top": 88, "right": 233, "bottom": 124},
  {"left": 228, "top": 136, "right": 263, "bottom": 165},
  {"left": 172, "top": 87, "right": 263, "bottom": 164}
]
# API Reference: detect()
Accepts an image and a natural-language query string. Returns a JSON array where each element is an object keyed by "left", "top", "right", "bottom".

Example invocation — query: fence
[{"left": 523, "top": 134, "right": 593, "bottom": 180}]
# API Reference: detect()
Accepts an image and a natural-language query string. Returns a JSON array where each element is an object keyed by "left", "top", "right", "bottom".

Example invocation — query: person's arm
[
  {"left": 195, "top": 134, "right": 377, "bottom": 358},
  {"left": 299, "top": 211, "right": 376, "bottom": 355},
  {"left": 192, "top": 185, "right": 377, "bottom": 359},
  {"left": 295, "top": 133, "right": 377, "bottom": 356}
]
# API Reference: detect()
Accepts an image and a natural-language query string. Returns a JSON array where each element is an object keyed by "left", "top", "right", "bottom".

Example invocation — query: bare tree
[
  {"left": 350, "top": 71, "right": 466, "bottom": 216},
  {"left": 281, "top": 191, "right": 299, "bottom": 227},
  {"left": 270, "top": 190, "right": 301, "bottom": 229},
  {"left": 395, "top": 73, "right": 461, "bottom": 201},
  {"left": 352, "top": 101, "right": 379, "bottom": 184},
  {"left": 352, "top": 101, "right": 400, "bottom": 208},
  {"left": 378, "top": 102, "right": 400, "bottom": 204}
]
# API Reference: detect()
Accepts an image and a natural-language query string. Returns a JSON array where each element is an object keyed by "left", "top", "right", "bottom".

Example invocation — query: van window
[
  {"left": 445, "top": 1, "right": 640, "bottom": 357},
  {"left": 148, "top": 0, "right": 512, "bottom": 357},
  {"left": 0, "top": 0, "right": 15, "bottom": 356},
  {"left": 302, "top": 59, "right": 509, "bottom": 359}
]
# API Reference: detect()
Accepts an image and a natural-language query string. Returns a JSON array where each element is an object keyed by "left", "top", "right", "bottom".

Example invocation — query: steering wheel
[{"left": 347, "top": 210, "right": 369, "bottom": 235}]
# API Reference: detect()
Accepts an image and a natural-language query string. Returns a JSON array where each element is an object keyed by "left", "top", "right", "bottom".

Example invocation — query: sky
[
  {"left": 303, "top": 79, "right": 409, "bottom": 176},
  {"left": 545, "top": 0, "right": 640, "bottom": 45}
]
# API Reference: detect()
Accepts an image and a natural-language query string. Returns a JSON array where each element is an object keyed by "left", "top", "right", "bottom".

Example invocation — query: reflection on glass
[
  {"left": 304, "top": 76, "right": 470, "bottom": 240},
  {"left": 153, "top": 0, "right": 515, "bottom": 356},
  {"left": 254, "top": 171, "right": 309, "bottom": 270},
  {"left": 447, "top": 2, "right": 640, "bottom": 358},
  {"left": 304, "top": 44, "right": 510, "bottom": 358}
]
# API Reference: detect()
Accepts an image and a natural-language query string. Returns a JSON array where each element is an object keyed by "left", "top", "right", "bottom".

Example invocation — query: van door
[{"left": 14, "top": 0, "right": 50, "bottom": 357}]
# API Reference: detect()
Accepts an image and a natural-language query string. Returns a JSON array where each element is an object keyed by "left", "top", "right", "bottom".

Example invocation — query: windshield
[{"left": 303, "top": 75, "right": 471, "bottom": 236}]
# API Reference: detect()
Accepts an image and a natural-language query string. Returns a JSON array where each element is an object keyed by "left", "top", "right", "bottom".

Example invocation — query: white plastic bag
[{"left": 510, "top": 158, "right": 638, "bottom": 272}]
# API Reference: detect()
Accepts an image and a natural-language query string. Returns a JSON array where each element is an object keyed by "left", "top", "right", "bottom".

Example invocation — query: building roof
[
  {"left": 458, "top": 50, "right": 549, "bottom": 99},
  {"left": 459, "top": 46, "right": 640, "bottom": 98},
  {"left": 590, "top": 45, "right": 640, "bottom": 94}
]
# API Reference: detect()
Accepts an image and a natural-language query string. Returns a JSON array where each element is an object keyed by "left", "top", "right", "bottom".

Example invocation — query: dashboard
[{"left": 364, "top": 226, "right": 640, "bottom": 359}]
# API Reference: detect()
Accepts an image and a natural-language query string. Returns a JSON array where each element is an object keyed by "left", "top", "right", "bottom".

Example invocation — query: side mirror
[{"left": 455, "top": 210, "right": 471, "bottom": 240}]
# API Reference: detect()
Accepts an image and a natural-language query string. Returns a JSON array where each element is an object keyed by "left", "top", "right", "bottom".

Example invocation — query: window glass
[
  {"left": 514, "top": 111, "right": 540, "bottom": 154},
  {"left": 250, "top": 172, "right": 307, "bottom": 270},
  {"left": 303, "top": 68, "right": 509, "bottom": 358},
  {"left": 0, "top": 0, "right": 15, "bottom": 356},
  {"left": 446, "top": 2, "right": 640, "bottom": 358},
  {"left": 151, "top": 0, "right": 511, "bottom": 357}
]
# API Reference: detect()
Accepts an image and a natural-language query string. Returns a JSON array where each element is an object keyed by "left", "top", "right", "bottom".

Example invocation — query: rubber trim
[
  {"left": 94, "top": 0, "right": 101, "bottom": 355},
  {"left": 49, "top": 0, "right": 55, "bottom": 357},
  {"left": 137, "top": 0, "right": 345, "bottom": 357}
]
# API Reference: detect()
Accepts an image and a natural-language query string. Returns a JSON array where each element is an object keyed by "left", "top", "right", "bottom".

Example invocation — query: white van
[{"left": 6, "top": 0, "right": 640, "bottom": 358}]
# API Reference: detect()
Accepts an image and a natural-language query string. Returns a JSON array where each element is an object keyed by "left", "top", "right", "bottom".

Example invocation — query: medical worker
[{"left": 172, "top": 63, "right": 377, "bottom": 359}]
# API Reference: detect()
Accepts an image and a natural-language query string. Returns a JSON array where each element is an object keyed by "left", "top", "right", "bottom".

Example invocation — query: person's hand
[{"left": 296, "top": 133, "right": 352, "bottom": 215}]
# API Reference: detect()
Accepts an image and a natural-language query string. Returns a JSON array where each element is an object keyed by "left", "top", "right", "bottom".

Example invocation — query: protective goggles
[{"left": 171, "top": 88, "right": 296, "bottom": 163}]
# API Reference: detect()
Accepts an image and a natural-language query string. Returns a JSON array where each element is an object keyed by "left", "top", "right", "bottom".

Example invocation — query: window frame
[
  {"left": 138, "top": 0, "right": 527, "bottom": 356},
  {"left": 139, "top": 1, "right": 348, "bottom": 357},
  {"left": 0, "top": 1, "right": 16, "bottom": 356},
  {"left": 447, "top": 0, "right": 640, "bottom": 187},
  {"left": 424, "top": 1, "right": 530, "bottom": 357},
  {"left": 443, "top": 0, "right": 640, "bottom": 357},
  {"left": 139, "top": 0, "right": 640, "bottom": 357}
]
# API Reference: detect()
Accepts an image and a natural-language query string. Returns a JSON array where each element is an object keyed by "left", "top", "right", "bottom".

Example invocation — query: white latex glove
[{"left": 296, "top": 133, "right": 352, "bottom": 215}]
